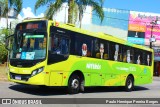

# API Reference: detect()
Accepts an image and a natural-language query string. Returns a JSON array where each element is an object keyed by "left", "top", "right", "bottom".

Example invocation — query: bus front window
[{"left": 10, "top": 32, "right": 47, "bottom": 60}]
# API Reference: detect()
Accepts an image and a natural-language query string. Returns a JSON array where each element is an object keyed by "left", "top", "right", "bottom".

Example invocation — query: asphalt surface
[{"left": 0, "top": 77, "right": 160, "bottom": 107}]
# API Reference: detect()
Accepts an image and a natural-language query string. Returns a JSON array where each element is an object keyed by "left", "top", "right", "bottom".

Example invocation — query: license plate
[{"left": 15, "top": 76, "right": 21, "bottom": 80}]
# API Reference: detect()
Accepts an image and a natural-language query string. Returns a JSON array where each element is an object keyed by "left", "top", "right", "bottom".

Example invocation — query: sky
[{"left": 19, "top": 0, "right": 160, "bottom": 19}]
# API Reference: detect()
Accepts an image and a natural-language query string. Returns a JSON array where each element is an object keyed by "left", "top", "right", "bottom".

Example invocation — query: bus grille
[{"left": 10, "top": 72, "right": 31, "bottom": 81}]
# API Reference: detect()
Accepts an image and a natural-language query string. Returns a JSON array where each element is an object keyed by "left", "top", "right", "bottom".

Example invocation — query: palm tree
[
  {"left": 0, "top": 0, "right": 22, "bottom": 28},
  {"left": 0, "top": 0, "right": 22, "bottom": 64},
  {"left": 35, "top": 0, "right": 104, "bottom": 27}
]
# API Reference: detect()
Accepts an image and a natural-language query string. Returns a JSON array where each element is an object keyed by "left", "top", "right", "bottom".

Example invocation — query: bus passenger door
[{"left": 50, "top": 71, "right": 63, "bottom": 86}]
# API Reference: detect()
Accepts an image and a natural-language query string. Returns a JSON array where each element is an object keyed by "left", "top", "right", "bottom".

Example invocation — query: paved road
[{"left": 0, "top": 78, "right": 160, "bottom": 107}]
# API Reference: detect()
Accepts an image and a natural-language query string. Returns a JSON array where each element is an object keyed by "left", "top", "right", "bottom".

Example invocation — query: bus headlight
[{"left": 31, "top": 67, "right": 44, "bottom": 76}]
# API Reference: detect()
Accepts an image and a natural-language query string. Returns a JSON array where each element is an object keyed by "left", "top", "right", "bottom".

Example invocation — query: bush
[{"left": 0, "top": 45, "right": 7, "bottom": 64}]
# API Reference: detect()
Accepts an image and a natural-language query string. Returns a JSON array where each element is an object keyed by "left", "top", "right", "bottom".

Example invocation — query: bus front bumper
[{"left": 8, "top": 71, "right": 48, "bottom": 85}]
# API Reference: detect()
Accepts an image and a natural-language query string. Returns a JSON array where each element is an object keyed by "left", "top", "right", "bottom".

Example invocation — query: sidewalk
[{"left": 153, "top": 76, "right": 160, "bottom": 81}]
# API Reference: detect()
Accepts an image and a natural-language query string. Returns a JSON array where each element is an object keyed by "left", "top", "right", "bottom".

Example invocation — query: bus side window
[
  {"left": 122, "top": 46, "right": 127, "bottom": 62},
  {"left": 61, "top": 37, "right": 69, "bottom": 54},
  {"left": 94, "top": 39, "right": 109, "bottom": 60},
  {"left": 99, "top": 41, "right": 109, "bottom": 60},
  {"left": 50, "top": 34, "right": 69, "bottom": 55},
  {"left": 108, "top": 42, "right": 115, "bottom": 60},
  {"left": 130, "top": 48, "right": 134, "bottom": 63},
  {"left": 134, "top": 49, "right": 142, "bottom": 65},
  {"left": 75, "top": 34, "right": 92, "bottom": 57},
  {"left": 142, "top": 52, "right": 146, "bottom": 65},
  {"left": 118, "top": 45, "right": 122, "bottom": 61}
]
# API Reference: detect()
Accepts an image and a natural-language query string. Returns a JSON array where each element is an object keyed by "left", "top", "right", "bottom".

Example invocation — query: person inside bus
[
  {"left": 127, "top": 50, "right": 131, "bottom": 63},
  {"left": 82, "top": 43, "right": 87, "bottom": 56},
  {"left": 147, "top": 55, "right": 150, "bottom": 66},
  {"left": 137, "top": 55, "right": 141, "bottom": 64},
  {"left": 100, "top": 43, "right": 104, "bottom": 59},
  {"left": 114, "top": 44, "right": 119, "bottom": 61}
]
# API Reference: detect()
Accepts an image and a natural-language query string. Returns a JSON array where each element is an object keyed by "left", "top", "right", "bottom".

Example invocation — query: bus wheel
[
  {"left": 125, "top": 76, "right": 134, "bottom": 92},
  {"left": 68, "top": 74, "right": 80, "bottom": 94}
]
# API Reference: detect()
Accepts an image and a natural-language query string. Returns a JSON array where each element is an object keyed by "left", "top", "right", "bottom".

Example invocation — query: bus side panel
[
  {"left": 69, "top": 58, "right": 109, "bottom": 86},
  {"left": 134, "top": 66, "right": 152, "bottom": 85},
  {"left": 49, "top": 71, "right": 63, "bottom": 86},
  {"left": 69, "top": 59, "right": 123, "bottom": 86}
]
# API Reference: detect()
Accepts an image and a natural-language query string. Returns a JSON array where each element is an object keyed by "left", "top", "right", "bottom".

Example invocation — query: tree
[
  {"left": 0, "top": 29, "right": 9, "bottom": 64},
  {"left": 0, "top": 0, "right": 22, "bottom": 63},
  {"left": 35, "top": 0, "right": 104, "bottom": 26},
  {"left": 0, "top": 44, "right": 7, "bottom": 64},
  {"left": 0, "top": 0, "right": 22, "bottom": 28},
  {"left": 1, "top": 0, "right": 22, "bottom": 18}
]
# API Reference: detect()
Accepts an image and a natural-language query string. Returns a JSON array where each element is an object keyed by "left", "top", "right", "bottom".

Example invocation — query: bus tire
[
  {"left": 68, "top": 74, "right": 80, "bottom": 94},
  {"left": 125, "top": 76, "right": 134, "bottom": 92}
]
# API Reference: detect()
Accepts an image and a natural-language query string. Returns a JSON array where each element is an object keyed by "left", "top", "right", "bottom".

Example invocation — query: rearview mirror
[{"left": 5, "top": 34, "right": 14, "bottom": 51}]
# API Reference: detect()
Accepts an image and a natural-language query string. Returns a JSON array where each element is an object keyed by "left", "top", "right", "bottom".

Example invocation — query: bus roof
[
  {"left": 21, "top": 18, "right": 153, "bottom": 52},
  {"left": 22, "top": 17, "right": 46, "bottom": 22},
  {"left": 50, "top": 20, "right": 153, "bottom": 52}
]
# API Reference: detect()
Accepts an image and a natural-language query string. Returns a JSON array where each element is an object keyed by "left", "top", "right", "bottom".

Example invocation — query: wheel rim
[
  {"left": 127, "top": 79, "right": 132, "bottom": 89},
  {"left": 71, "top": 79, "right": 79, "bottom": 89}
]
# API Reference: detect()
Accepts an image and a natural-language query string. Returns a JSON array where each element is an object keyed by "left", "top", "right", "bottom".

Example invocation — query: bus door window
[
  {"left": 51, "top": 34, "right": 69, "bottom": 55},
  {"left": 48, "top": 33, "right": 70, "bottom": 64}
]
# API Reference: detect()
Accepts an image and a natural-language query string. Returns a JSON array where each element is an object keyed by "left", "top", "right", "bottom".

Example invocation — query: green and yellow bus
[{"left": 7, "top": 18, "right": 154, "bottom": 94}]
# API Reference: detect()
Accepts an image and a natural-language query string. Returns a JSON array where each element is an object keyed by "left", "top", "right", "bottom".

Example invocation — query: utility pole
[{"left": 150, "top": 20, "right": 157, "bottom": 48}]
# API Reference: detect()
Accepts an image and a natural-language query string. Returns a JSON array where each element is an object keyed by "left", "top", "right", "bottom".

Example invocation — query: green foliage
[
  {"left": 0, "top": 28, "right": 10, "bottom": 44},
  {"left": 0, "top": 0, "right": 22, "bottom": 18},
  {"left": 0, "top": 28, "right": 10, "bottom": 63},
  {"left": 34, "top": 0, "right": 104, "bottom": 26},
  {"left": 0, "top": 44, "right": 7, "bottom": 63}
]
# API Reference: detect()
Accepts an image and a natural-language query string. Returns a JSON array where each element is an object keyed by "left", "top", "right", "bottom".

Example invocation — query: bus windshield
[
  {"left": 10, "top": 31, "right": 47, "bottom": 60},
  {"left": 10, "top": 21, "right": 47, "bottom": 61}
]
